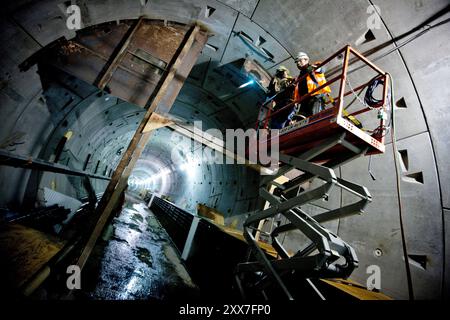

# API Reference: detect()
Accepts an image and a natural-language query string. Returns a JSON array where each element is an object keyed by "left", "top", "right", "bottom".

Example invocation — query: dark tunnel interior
[{"left": 0, "top": 0, "right": 449, "bottom": 303}]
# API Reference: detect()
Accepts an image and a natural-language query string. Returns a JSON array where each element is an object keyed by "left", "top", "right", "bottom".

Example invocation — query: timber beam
[{"left": 76, "top": 24, "right": 208, "bottom": 270}]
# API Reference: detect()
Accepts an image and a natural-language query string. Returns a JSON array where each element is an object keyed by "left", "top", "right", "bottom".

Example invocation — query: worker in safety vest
[
  {"left": 266, "top": 66, "right": 295, "bottom": 129},
  {"left": 293, "top": 52, "right": 331, "bottom": 118}
]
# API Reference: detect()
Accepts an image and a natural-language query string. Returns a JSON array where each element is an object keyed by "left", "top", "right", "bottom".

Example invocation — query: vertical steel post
[
  {"left": 337, "top": 46, "right": 351, "bottom": 120},
  {"left": 380, "top": 73, "right": 390, "bottom": 145}
]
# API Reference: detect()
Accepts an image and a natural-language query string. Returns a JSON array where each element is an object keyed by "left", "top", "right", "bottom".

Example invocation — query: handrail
[
  {"left": 255, "top": 45, "right": 388, "bottom": 140},
  {"left": 255, "top": 74, "right": 342, "bottom": 128}
]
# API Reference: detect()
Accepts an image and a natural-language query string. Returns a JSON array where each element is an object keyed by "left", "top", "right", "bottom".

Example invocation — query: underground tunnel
[{"left": 0, "top": 0, "right": 449, "bottom": 302}]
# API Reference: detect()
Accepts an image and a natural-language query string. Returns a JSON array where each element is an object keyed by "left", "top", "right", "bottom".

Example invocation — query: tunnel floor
[{"left": 80, "top": 193, "right": 199, "bottom": 300}]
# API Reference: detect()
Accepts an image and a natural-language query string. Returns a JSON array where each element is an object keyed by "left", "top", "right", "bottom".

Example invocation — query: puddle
[
  {"left": 83, "top": 194, "right": 198, "bottom": 300},
  {"left": 131, "top": 213, "right": 144, "bottom": 223},
  {"left": 111, "top": 236, "right": 129, "bottom": 245},
  {"left": 121, "top": 222, "right": 141, "bottom": 233},
  {"left": 135, "top": 246, "right": 152, "bottom": 268}
]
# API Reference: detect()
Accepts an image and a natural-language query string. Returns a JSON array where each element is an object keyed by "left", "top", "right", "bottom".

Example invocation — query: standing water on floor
[{"left": 81, "top": 194, "right": 199, "bottom": 300}]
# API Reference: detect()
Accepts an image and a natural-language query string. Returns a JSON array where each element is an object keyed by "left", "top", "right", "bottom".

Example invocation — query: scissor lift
[{"left": 236, "top": 46, "right": 390, "bottom": 300}]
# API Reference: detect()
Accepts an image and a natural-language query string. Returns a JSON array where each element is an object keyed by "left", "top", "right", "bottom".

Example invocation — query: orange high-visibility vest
[{"left": 294, "top": 70, "right": 331, "bottom": 101}]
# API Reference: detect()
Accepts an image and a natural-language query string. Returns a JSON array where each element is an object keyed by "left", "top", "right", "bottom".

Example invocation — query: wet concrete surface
[{"left": 80, "top": 193, "right": 199, "bottom": 301}]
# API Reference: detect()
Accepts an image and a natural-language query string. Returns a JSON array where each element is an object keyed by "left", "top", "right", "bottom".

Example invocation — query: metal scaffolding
[{"left": 235, "top": 46, "right": 389, "bottom": 300}]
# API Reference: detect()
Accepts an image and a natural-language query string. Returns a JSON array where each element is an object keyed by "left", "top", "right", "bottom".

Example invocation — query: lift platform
[
  {"left": 255, "top": 45, "right": 389, "bottom": 163},
  {"left": 235, "top": 46, "right": 390, "bottom": 300}
]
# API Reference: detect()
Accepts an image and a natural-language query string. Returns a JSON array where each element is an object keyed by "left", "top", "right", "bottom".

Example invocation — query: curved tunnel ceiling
[{"left": 0, "top": 0, "right": 449, "bottom": 300}]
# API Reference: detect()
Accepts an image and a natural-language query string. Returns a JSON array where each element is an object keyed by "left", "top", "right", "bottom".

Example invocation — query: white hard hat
[{"left": 295, "top": 52, "right": 309, "bottom": 61}]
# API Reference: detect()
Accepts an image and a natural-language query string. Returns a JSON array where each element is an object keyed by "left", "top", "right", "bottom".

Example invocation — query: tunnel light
[
  {"left": 150, "top": 168, "right": 171, "bottom": 181},
  {"left": 238, "top": 79, "right": 254, "bottom": 89},
  {"left": 179, "top": 159, "right": 198, "bottom": 179},
  {"left": 179, "top": 161, "right": 196, "bottom": 171},
  {"left": 160, "top": 168, "right": 171, "bottom": 176},
  {"left": 129, "top": 168, "right": 172, "bottom": 189},
  {"left": 179, "top": 163, "right": 189, "bottom": 171}
]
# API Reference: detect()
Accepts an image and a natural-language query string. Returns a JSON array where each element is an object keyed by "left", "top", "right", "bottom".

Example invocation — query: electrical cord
[
  {"left": 388, "top": 72, "right": 415, "bottom": 300},
  {"left": 373, "top": 18, "right": 450, "bottom": 63},
  {"left": 368, "top": 155, "right": 376, "bottom": 181},
  {"left": 345, "top": 76, "right": 384, "bottom": 111},
  {"left": 364, "top": 78, "right": 385, "bottom": 109},
  {"left": 348, "top": 17, "right": 450, "bottom": 75}
]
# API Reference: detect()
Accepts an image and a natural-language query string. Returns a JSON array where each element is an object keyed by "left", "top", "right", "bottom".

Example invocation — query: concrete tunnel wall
[{"left": 0, "top": 0, "right": 449, "bottom": 299}]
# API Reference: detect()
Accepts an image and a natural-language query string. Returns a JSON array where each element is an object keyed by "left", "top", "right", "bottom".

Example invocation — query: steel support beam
[
  {"left": 181, "top": 216, "right": 200, "bottom": 261},
  {"left": 0, "top": 149, "right": 110, "bottom": 181}
]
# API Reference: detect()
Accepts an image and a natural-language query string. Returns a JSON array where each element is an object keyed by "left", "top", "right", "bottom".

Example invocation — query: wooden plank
[
  {"left": 215, "top": 225, "right": 278, "bottom": 258},
  {"left": 142, "top": 112, "right": 174, "bottom": 133},
  {"left": 76, "top": 25, "right": 207, "bottom": 270},
  {"left": 197, "top": 204, "right": 225, "bottom": 225},
  {"left": 321, "top": 279, "right": 392, "bottom": 300},
  {"left": 0, "top": 224, "right": 64, "bottom": 290},
  {"left": 94, "top": 17, "right": 144, "bottom": 90}
]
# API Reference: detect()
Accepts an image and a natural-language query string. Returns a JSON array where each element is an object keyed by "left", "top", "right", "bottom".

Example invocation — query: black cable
[
  {"left": 388, "top": 72, "right": 415, "bottom": 300},
  {"left": 368, "top": 155, "right": 376, "bottom": 181},
  {"left": 364, "top": 78, "right": 384, "bottom": 108},
  {"left": 373, "top": 18, "right": 450, "bottom": 63},
  {"left": 348, "top": 18, "right": 450, "bottom": 76}
]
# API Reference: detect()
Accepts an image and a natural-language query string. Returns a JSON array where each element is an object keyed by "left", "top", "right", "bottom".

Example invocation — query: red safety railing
[{"left": 255, "top": 45, "right": 389, "bottom": 146}]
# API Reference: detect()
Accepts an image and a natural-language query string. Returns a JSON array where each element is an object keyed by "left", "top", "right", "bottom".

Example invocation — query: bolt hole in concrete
[
  {"left": 374, "top": 248, "right": 383, "bottom": 257},
  {"left": 80, "top": 193, "right": 199, "bottom": 300}
]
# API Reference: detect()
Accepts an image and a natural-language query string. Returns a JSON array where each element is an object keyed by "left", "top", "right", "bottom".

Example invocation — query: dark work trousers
[
  {"left": 299, "top": 95, "right": 326, "bottom": 118},
  {"left": 270, "top": 103, "right": 295, "bottom": 129}
]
